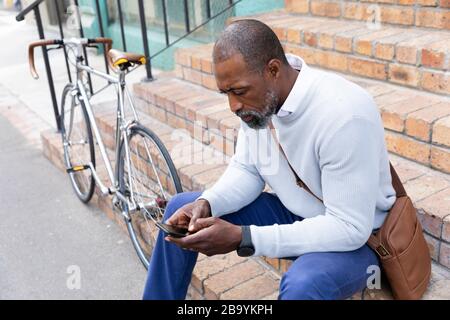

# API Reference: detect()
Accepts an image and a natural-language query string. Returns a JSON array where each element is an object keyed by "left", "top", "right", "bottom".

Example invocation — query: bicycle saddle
[{"left": 108, "top": 49, "right": 146, "bottom": 68}]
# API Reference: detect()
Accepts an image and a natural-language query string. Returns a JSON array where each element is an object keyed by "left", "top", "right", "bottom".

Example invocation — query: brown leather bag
[{"left": 268, "top": 123, "right": 431, "bottom": 300}]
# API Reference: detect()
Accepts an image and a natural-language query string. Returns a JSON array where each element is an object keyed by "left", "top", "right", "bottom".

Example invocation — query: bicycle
[{"left": 28, "top": 37, "right": 183, "bottom": 269}]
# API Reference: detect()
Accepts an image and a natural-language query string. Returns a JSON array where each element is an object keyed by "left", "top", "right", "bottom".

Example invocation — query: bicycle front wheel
[
  {"left": 117, "top": 124, "right": 183, "bottom": 269},
  {"left": 60, "top": 84, "right": 96, "bottom": 203}
]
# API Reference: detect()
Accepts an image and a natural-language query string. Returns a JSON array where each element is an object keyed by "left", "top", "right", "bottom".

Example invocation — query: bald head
[{"left": 213, "top": 19, "right": 289, "bottom": 73}]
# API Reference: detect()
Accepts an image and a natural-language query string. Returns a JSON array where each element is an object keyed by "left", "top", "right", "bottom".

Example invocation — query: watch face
[{"left": 238, "top": 246, "right": 255, "bottom": 257}]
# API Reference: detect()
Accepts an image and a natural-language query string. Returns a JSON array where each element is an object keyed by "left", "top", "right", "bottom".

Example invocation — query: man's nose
[{"left": 228, "top": 94, "right": 243, "bottom": 114}]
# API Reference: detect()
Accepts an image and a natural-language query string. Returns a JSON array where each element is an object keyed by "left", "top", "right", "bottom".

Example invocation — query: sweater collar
[{"left": 276, "top": 54, "right": 315, "bottom": 119}]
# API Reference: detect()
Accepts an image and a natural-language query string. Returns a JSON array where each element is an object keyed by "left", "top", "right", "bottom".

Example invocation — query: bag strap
[
  {"left": 268, "top": 120, "right": 406, "bottom": 201},
  {"left": 268, "top": 120, "right": 406, "bottom": 256}
]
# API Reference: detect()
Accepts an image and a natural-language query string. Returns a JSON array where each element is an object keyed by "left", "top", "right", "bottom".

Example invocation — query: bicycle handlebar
[{"left": 28, "top": 38, "right": 113, "bottom": 79}]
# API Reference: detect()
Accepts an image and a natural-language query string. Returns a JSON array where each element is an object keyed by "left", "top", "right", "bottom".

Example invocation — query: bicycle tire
[
  {"left": 117, "top": 124, "right": 183, "bottom": 269},
  {"left": 60, "top": 84, "right": 96, "bottom": 203}
]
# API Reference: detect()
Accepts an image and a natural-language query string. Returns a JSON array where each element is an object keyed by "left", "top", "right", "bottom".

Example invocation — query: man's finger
[
  {"left": 194, "top": 217, "right": 216, "bottom": 230},
  {"left": 165, "top": 207, "right": 187, "bottom": 225}
]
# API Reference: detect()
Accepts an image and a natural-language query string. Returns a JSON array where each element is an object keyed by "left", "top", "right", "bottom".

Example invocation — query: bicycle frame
[{"left": 67, "top": 39, "right": 140, "bottom": 214}]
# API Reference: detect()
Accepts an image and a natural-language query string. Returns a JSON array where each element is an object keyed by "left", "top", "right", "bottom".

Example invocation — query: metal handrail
[
  {"left": 15, "top": 0, "right": 242, "bottom": 131},
  {"left": 15, "top": 0, "right": 44, "bottom": 21}
]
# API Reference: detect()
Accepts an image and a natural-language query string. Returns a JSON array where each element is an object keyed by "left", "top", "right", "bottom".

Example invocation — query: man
[{"left": 143, "top": 19, "right": 396, "bottom": 300}]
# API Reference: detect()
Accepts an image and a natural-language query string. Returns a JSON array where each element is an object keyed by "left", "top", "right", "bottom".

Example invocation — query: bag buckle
[{"left": 376, "top": 244, "right": 390, "bottom": 257}]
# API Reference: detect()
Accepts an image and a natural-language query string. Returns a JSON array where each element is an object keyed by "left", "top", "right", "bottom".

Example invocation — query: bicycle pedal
[{"left": 66, "top": 165, "right": 90, "bottom": 173}]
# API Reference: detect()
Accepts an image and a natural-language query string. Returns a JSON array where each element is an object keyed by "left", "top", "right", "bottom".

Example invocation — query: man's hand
[
  {"left": 166, "top": 217, "right": 243, "bottom": 256},
  {"left": 165, "top": 199, "right": 211, "bottom": 233}
]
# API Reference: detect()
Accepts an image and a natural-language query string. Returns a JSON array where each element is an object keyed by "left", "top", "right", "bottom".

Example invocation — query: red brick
[
  {"left": 388, "top": 63, "right": 420, "bottom": 87},
  {"left": 285, "top": 0, "right": 310, "bottom": 13},
  {"left": 441, "top": 0, "right": 450, "bottom": 7},
  {"left": 421, "top": 70, "right": 450, "bottom": 94},
  {"left": 417, "top": 187, "right": 450, "bottom": 221},
  {"left": 381, "top": 6, "right": 415, "bottom": 25},
  {"left": 192, "top": 253, "right": 244, "bottom": 291},
  {"left": 417, "top": 0, "right": 438, "bottom": 5},
  {"left": 201, "top": 58, "right": 213, "bottom": 74},
  {"left": 417, "top": 210, "right": 444, "bottom": 241},
  {"left": 385, "top": 131, "right": 431, "bottom": 164},
  {"left": 191, "top": 54, "right": 203, "bottom": 71},
  {"left": 310, "top": 0, "right": 341, "bottom": 17},
  {"left": 314, "top": 50, "right": 348, "bottom": 72},
  {"left": 348, "top": 57, "right": 387, "bottom": 80},
  {"left": 220, "top": 274, "right": 279, "bottom": 299},
  {"left": 391, "top": 157, "right": 427, "bottom": 183},
  {"left": 381, "top": 95, "right": 439, "bottom": 132},
  {"left": 286, "top": 27, "right": 301, "bottom": 44},
  {"left": 415, "top": 8, "right": 450, "bottom": 29},
  {"left": 396, "top": 34, "right": 443, "bottom": 65},
  {"left": 406, "top": 102, "right": 450, "bottom": 142},
  {"left": 279, "top": 259, "right": 293, "bottom": 273},
  {"left": 192, "top": 165, "right": 227, "bottom": 189},
  {"left": 265, "top": 258, "right": 281, "bottom": 271},
  {"left": 431, "top": 145, "right": 450, "bottom": 173},
  {"left": 374, "top": 32, "right": 423, "bottom": 61},
  {"left": 175, "top": 49, "right": 192, "bottom": 67},
  {"left": 439, "top": 242, "right": 450, "bottom": 268},
  {"left": 183, "top": 68, "right": 202, "bottom": 85},
  {"left": 203, "top": 259, "right": 265, "bottom": 299},
  {"left": 285, "top": 45, "right": 316, "bottom": 65},
  {"left": 443, "top": 216, "right": 450, "bottom": 242},
  {"left": 317, "top": 24, "right": 359, "bottom": 50},
  {"left": 355, "top": 29, "right": 403, "bottom": 57},
  {"left": 421, "top": 44, "right": 446, "bottom": 69},
  {"left": 424, "top": 233, "right": 440, "bottom": 261},
  {"left": 179, "top": 163, "right": 222, "bottom": 190},
  {"left": 201, "top": 73, "right": 218, "bottom": 91},
  {"left": 433, "top": 114, "right": 450, "bottom": 147},
  {"left": 404, "top": 174, "right": 449, "bottom": 202},
  {"left": 343, "top": 2, "right": 371, "bottom": 21}
]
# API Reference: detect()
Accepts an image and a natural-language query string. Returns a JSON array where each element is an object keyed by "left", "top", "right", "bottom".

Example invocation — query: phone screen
[{"left": 156, "top": 222, "right": 189, "bottom": 238}]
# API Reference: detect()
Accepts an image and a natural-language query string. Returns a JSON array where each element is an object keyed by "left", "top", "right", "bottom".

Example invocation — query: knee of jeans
[
  {"left": 164, "top": 192, "right": 200, "bottom": 220},
  {"left": 279, "top": 268, "right": 338, "bottom": 300}
]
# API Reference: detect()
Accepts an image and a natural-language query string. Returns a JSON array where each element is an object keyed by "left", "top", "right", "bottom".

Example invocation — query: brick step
[
  {"left": 285, "top": 0, "right": 450, "bottom": 31},
  {"left": 40, "top": 127, "right": 280, "bottom": 300},
  {"left": 214, "top": 11, "right": 449, "bottom": 95},
  {"left": 95, "top": 93, "right": 450, "bottom": 270},
  {"left": 134, "top": 68, "right": 450, "bottom": 174},
  {"left": 39, "top": 128, "right": 450, "bottom": 299}
]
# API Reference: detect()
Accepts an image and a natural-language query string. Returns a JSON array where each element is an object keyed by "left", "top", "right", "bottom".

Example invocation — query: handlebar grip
[
  {"left": 90, "top": 38, "right": 114, "bottom": 69},
  {"left": 28, "top": 39, "right": 61, "bottom": 80}
]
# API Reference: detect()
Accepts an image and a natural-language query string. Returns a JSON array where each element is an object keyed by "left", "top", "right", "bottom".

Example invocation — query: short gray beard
[{"left": 236, "top": 90, "right": 279, "bottom": 129}]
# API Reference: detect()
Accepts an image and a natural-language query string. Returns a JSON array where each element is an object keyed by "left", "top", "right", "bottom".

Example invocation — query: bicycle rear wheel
[
  {"left": 60, "top": 84, "right": 96, "bottom": 203},
  {"left": 117, "top": 124, "right": 183, "bottom": 269}
]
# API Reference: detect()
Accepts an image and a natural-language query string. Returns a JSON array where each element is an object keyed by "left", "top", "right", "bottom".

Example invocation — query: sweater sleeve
[
  {"left": 198, "top": 126, "right": 265, "bottom": 217},
  {"left": 250, "top": 117, "right": 381, "bottom": 258}
]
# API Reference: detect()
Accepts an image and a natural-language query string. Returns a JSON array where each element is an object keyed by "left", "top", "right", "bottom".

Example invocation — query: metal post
[
  {"left": 183, "top": 0, "right": 190, "bottom": 33},
  {"left": 138, "top": 0, "right": 153, "bottom": 81},
  {"left": 74, "top": 0, "right": 93, "bottom": 95},
  {"left": 54, "top": 0, "right": 72, "bottom": 83},
  {"left": 206, "top": 0, "right": 211, "bottom": 19},
  {"left": 161, "top": 0, "right": 169, "bottom": 46},
  {"left": 117, "top": 0, "right": 127, "bottom": 51},
  {"left": 95, "top": 0, "right": 110, "bottom": 74},
  {"left": 34, "top": 6, "right": 61, "bottom": 132}
]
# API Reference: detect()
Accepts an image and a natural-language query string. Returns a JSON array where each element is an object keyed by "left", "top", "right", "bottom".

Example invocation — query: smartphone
[{"left": 156, "top": 222, "right": 189, "bottom": 238}]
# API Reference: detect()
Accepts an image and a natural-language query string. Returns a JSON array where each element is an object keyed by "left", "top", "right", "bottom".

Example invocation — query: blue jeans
[{"left": 142, "top": 191, "right": 379, "bottom": 300}]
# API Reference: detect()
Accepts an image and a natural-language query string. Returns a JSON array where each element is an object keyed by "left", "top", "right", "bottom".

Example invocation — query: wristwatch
[{"left": 237, "top": 225, "right": 255, "bottom": 257}]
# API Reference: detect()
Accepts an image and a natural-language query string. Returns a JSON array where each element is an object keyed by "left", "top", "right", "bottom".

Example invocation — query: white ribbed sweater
[{"left": 199, "top": 55, "right": 396, "bottom": 258}]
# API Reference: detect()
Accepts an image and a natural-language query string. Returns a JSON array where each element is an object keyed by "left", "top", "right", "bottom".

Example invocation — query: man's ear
[{"left": 267, "top": 59, "right": 282, "bottom": 79}]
